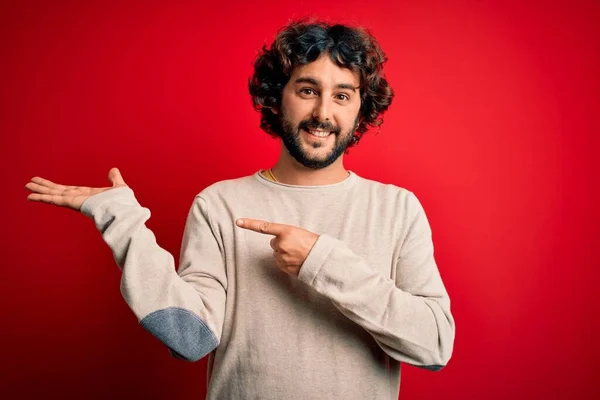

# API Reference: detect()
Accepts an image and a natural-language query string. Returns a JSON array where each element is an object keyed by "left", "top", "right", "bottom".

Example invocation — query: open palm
[{"left": 25, "top": 167, "right": 128, "bottom": 211}]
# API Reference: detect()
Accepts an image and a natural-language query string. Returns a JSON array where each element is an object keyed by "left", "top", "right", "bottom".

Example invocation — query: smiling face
[{"left": 275, "top": 55, "right": 362, "bottom": 169}]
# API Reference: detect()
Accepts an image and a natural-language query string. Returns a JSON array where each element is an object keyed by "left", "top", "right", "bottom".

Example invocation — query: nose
[{"left": 312, "top": 96, "right": 332, "bottom": 122}]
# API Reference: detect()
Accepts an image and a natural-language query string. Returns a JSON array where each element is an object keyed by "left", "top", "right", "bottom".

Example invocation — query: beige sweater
[{"left": 81, "top": 170, "right": 455, "bottom": 399}]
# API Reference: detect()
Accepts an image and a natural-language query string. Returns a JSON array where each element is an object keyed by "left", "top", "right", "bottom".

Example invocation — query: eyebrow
[{"left": 294, "top": 77, "right": 359, "bottom": 92}]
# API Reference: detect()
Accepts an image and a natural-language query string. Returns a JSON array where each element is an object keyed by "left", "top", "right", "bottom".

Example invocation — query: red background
[{"left": 2, "top": 0, "right": 598, "bottom": 399}]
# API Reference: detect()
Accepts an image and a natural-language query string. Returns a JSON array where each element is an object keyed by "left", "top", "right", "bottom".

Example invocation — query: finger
[
  {"left": 269, "top": 237, "right": 279, "bottom": 251},
  {"left": 108, "top": 167, "right": 126, "bottom": 187},
  {"left": 30, "top": 177, "right": 68, "bottom": 191},
  {"left": 25, "top": 181, "right": 69, "bottom": 196},
  {"left": 236, "top": 218, "right": 286, "bottom": 236},
  {"left": 27, "top": 192, "right": 69, "bottom": 206}
]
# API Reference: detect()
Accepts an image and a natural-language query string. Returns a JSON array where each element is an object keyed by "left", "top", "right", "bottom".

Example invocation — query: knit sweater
[{"left": 80, "top": 170, "right": 455, "bottom": 400}]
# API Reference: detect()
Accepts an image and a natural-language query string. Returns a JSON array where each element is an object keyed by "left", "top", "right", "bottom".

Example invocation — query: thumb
[{"left": 108, "top": 167, "right": 127, "bottom": 187}]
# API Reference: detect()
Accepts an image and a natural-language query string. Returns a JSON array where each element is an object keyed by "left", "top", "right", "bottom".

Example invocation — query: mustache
[{"left": 298, "top": 119, "right": 341, "bottom": 135}]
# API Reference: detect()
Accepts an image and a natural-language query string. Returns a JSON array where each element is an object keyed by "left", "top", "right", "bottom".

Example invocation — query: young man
[{"left": 25, "top": 20, "right": 455, "bottom": 399}]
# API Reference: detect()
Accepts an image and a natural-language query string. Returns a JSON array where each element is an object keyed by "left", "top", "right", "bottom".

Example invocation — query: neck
[{"left": 269, "top": 143, "right": 350, "bottom": 186}]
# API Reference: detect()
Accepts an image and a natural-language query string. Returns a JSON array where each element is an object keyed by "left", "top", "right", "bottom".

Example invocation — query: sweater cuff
[
  {"left": 80, "top": 186, "right": 139, "bottom": 218},
  {"left": 297, "top": 234, "right": 337, "bottom": 286}
]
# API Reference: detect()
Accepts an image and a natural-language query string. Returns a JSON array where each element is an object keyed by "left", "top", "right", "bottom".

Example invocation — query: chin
[{"left": 297, "top": 154, "right": 339, "bottom": 169}]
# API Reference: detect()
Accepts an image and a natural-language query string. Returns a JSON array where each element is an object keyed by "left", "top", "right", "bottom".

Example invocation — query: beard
[{"left": 277, "top": 114, "right": 359, "bottom": 169}]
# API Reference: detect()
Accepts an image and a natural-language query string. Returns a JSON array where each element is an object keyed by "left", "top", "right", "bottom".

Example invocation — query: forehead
[{"left": 289, "top": 55, "right": 360, "bottom": 87}]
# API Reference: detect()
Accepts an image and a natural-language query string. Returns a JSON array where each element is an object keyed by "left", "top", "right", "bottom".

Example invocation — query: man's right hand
[{"left": 25, "top": 167, "right": 128, "bottom": 212}]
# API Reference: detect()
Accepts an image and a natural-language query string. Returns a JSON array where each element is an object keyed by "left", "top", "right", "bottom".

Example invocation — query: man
[{"left": 25, "top": 20, "right": 455, "bottom": 399}]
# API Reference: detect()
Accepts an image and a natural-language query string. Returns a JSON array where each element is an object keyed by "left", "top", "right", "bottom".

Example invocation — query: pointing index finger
[{"left": 236, "top": 218, "right": 286, "bottom": 236}]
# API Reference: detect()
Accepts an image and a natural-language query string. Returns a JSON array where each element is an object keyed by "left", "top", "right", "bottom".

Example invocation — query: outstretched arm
[{"left": 25, "top": 168, "right": 227, "bottom": 362}]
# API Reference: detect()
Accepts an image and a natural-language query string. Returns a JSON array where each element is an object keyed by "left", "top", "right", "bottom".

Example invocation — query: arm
[
  {"left": 80, "top": 187, "right": 226, "bottom": 362},
  {"left": 297, "top": 192, "right": 455, "bottom": 370}
]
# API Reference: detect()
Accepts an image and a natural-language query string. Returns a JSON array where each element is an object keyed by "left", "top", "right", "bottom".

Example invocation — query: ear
[{"left": 270, "top": 106, "right": 279, "bottom": 115}]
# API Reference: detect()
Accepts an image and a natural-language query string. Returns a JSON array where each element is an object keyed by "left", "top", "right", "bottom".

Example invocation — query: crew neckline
[{"left": 254, "top": 170, "right": 358, "bottom": 191}]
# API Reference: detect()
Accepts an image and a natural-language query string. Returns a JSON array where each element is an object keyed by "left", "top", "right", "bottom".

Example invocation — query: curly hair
[{"left": 248, "top": 19, "right": 394, "bottom": 147}]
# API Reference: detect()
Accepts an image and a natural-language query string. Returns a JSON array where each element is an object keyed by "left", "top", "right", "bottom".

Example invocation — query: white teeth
[{"left": 309, "top": 130, "right": 330, "bottom": 137}]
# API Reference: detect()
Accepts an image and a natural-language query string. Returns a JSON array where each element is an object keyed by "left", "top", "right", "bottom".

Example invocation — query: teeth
[{"left": 310, "top": 130, "right": 330, "bottom": 137}]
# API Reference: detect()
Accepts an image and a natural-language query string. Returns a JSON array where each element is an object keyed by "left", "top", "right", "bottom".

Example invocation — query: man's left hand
[{"left": 236, "top": 218, "right": 319, "bottom": 277}]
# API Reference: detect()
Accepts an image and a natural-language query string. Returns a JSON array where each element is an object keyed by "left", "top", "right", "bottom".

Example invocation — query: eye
[
  {"left": 299, "top": 88, "right": 317, "bottom": 96},
  {"left": 336, "top": 93, "right": 350, "bottom": 101}
]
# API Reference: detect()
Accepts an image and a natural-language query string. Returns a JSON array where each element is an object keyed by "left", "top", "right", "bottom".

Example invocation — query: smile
[{"left": 303, "top": 128, "right": 332, "bottom": 138}]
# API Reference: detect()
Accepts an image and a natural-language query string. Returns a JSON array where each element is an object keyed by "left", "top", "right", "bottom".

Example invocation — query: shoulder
[
  {"left": 353, "top": 173, "right": 425, "bottom": 217},
  {"left": 355, "top": 174, "right": 415, "bottom": 202}
]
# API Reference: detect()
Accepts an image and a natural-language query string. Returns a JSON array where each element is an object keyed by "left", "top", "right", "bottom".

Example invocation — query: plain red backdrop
[{"left": 1, "top": 0, "right": 598, "bottom": 399}]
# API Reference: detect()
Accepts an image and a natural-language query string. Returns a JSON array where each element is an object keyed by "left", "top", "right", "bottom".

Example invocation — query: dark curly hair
[{"left": 248, "top": 19, "right": 394, "bottom": 147}]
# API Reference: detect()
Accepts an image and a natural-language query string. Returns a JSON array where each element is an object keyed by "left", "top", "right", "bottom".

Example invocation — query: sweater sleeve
[
  {"left": 80, "top": 186, "right": 227, "bottom": 362},
  {"left": 297, "top": 192, "right": 455, "bottom": 371}
]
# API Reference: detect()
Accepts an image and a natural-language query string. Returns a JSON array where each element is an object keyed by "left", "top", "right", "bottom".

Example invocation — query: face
[{"left": 274, "top": 54, "right": 362, "bottom": 169}]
